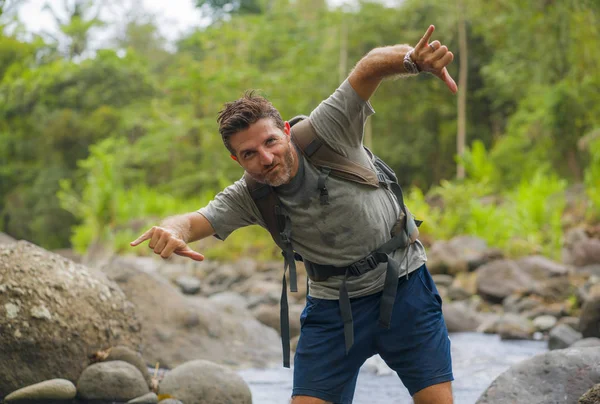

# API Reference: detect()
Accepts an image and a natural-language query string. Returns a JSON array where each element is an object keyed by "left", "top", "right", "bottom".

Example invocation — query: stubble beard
[{"left": 247, "top": 143, "right": 295, "bottom": 187}]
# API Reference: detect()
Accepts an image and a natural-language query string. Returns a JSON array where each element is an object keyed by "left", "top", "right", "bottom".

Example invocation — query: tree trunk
[{"left": 457, "top": 0, "right": 468, "bottom": 179}]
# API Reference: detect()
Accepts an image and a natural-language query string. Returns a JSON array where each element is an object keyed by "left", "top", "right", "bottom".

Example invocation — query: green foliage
[
  {"left": 1, "top": 0, "right": 598, "bottom": 262},
  {"left": 583, "top": 133, "right": 600, "bottom": 220},
  {"left": 416, "top": 167, "right": 567, "bottom": 259}
]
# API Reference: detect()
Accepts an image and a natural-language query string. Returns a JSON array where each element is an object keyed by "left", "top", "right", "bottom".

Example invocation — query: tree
[{"left": 42, "top": 0, "right": 106, "bottom": 59}]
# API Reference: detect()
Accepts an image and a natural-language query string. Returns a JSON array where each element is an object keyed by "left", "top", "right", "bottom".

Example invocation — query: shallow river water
[{"left": 237, "top": 332, "right": 548, "bottom": 404}]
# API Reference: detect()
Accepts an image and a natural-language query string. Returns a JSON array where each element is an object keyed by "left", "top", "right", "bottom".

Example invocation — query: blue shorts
[{"left": 293, "top": 264, "right": 453, "bottom": 403}]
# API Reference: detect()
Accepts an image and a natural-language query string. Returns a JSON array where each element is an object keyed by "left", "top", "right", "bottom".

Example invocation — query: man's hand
[
  {"left": 412, "top": 25, "right": 458, "bottom": 94},
  {"left": 130, "top": 226, "right": 205, "bottom": 261}
]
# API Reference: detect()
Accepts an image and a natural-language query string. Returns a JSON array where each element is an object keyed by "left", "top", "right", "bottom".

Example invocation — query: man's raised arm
[
  {"left": 130, "top": 212, "right": 215, "bottom": 261},
  {"left": 348, "top": 25, "right": 457, "bottom": 101}
]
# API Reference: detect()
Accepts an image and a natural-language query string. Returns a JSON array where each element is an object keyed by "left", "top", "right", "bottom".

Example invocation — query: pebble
[
  {"left": 127, "top": 392, "right": 159, "bottom": 403},
  {"left": 4, "top": 379, "right": 76, "bottom": 402}
]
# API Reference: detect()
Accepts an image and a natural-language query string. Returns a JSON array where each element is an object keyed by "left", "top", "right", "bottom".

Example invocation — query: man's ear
[
  {"left": 284, "top": 121, "right": 291, "bottom": 137},
  {"left": 230, "top": 154, "right": 238, "bottom": 162}
]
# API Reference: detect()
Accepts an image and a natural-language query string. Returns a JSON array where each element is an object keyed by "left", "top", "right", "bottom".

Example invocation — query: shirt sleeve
[
  {"left": 308, "top": 79, "right": 376, "bottom": 157},
  {"left": 197, "top": 177, "right": 265, "bottom": 240}
]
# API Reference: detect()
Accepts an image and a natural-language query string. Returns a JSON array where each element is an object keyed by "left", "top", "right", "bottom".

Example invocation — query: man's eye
[
  {"left": 267, "top": 138, "right": 277, "bottom": 144},
  {"left": 244, "top": 152, "right": 254, "bottom": 159}
]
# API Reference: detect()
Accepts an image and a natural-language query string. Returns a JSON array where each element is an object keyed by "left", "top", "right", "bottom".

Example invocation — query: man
[{"left": 132, "top": 25, "right": 456, "bottom": 404}]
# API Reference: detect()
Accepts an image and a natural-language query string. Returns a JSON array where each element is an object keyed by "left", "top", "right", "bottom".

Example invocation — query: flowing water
[{"left": 237, "top": 332, "right": 548, "bottom": 404}]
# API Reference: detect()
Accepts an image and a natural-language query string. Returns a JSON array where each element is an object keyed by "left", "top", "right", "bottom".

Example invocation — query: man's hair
[{"left": 217, "top": 91, "right": 285, "bottom": 155}]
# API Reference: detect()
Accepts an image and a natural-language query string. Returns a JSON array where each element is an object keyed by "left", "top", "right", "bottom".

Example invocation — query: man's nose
[{"left": 258, "top": 149, "right": 274, "bottom": 165}]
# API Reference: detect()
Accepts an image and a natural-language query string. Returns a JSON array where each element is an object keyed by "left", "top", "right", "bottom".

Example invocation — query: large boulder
[
  {"left": 427, "top": 236, "right": 502, "bottom": 275},
  {"left": 0, "top": 232, "right": 16, "bottom": 245},
  {"left": 0, "top": 241, "right": 142, "bottom": 399},
  {"left": 99, "top": 256, "right": 281, "bottom": 369},
  {"left": 442, "top": 301, "right": 482, "bottom": 332},
  {"left": 516, "top": 255, "right": 570, "bottom": 278},
  {"left": 476, "top": 260, "right": 533, "bottom": 303},
  {"left": 252, "top": 303, "right": 304, "bottom": 338},
  {"left": 496, "top": 314, "right": 535, "bottom": 340},
  {"left": 580, "top": 384, "right": 600, "bottom": 404},
  {"left": 159, "top": 360, "right": 252, "bottom": 404},
  {"left": 476, "top": 347, "right": 600, "bottom": 404},
  {"left": 579, "top": 285, "right": 600, "bottom": 338},
  {"left": 563, "top": 228, "right": 600, "bottom": 267},
  {"left": 549, "top": 324, "right": 582, "bottom": 350}
]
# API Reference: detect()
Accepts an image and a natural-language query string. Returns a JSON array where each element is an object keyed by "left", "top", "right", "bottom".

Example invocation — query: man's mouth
[{"left": 265, "top": 164, "right": 278, "bottom": 174}]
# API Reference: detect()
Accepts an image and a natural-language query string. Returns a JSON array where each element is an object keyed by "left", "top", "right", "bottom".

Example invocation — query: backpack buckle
[
  {"left": 280, "top": 231, "right": 291, "bottom": 244},
  {"left": 347, "top": 254, "right": 379, "bottom": 276}
]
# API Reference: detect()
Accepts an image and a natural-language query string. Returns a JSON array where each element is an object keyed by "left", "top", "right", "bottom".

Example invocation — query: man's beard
[{"left": 246, "top": 144, "right": 295, "bottom": 187}]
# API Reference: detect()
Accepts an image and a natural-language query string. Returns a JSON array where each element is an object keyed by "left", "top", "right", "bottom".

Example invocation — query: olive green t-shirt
[{"left": 199, "top": 80, "right": 427, "bottom": 299}]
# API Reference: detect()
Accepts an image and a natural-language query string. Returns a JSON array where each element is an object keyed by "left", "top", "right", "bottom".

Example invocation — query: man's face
[{"left": 229, "top": 118, "right": 298, "bottom": 187}]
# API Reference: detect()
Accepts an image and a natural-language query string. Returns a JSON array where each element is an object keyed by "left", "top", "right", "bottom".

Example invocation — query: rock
[
  {"left": 232, "top": 257, "right": 259, "bottom": 279},
  {"left": 99, "top": 256, "right": 281, "bottom": 369},
  {"left": 529, "top": 277, "right": 575, "bottom": 302},
  {"left": 290, "top": 335, "right": 300, "bottom": 352},
  {"left": 427, "top": 236, "right": 502, "bottom": 275},
  {"left": 159, "top": 360, "right": 252, "bottom": 404},
  {"left": 203, "top": 263, "right": 243, "bottom": 294},
  {"left": 476, "top": 314, "right": 503, "bottom": 334},
  {"left": 578, "top": 281, "right": 600, "bottom": 306},
  {"left": 363, "top": 355, "right": 394, "bottom": 376},
  {"left": 523, "top": 302, "right": 569, "bottom": 320},
  {"left": 175, "top": 275, "right": 202, "bottom": 295},
  {"left": 431, "top": 274, "right": 454, "bottom": 288},
  {"left": 516, "top": 255, "right": 570, "bottom": 277},
  {"left": 0, "top": 241, "right": 142, "bottom": 398},
  {"left": 576, "top": 265, "right": 600, "bottom": 277},
  {"left": 571, "top": 338, "right": 600, "bottom": 348},
  {"left": 76, "top": 360, "right": 149, "bottom": 401},
  {"left": 549, "top": 324, "right": 582, "bottom": 350},
  {"left": 446, "top": 285, "right": 472, "bottom": 301},
  {"left": 93, "top": 345, "right": 152, "bottom": 387},
  {"left": 51, "top": 249, "right": 82, "bottom": 263},
  {"left": 3, "top": 379, "right": 76, "bottom": 402},
  {"left": 579, "top": 384, "right": 600, "bottom": 404},
  {"left": 208, "top": 292, "right": 249, "bottom": 315},
  {"left": 557, "top": 316, "right": 581, "bottom": 331},
  {"left": 580, "top": 286, "right": 600, "bottom": 338},
  {"left": 476, "top": 260, "right": 533, "bottom": 303},
  {"left": 533, "top": 315, "right": 557, "bottom": 331},
  {"left": 503, "top": 294, "right": 542, "bottom": 314},
  {"left": 442, "top": 301, "right": 482, "bottom": 332},
  {"left": 253, "top": 303, "right": 304, "bottom": 338},
  {"left": 497, "top": 314, "right": 535, "bottom": 340},
  {"left": 451, "top": 272, "right": 478, "bottom": 295},
  {"left": 127, "top": 392, "right": 159, "bottom": 403},
  {"left": 0, "top": 232, "right": 16, "bottom": 244},
  {"left": 563, "top": 228, "right": 600, "bottom": 266},
  {"left": 476, "top": 347, "right": 600, "bottom": 404}
]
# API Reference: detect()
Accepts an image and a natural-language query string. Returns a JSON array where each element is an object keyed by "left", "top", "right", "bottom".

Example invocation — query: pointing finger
[
  {"left": 441, "top": 67, "right": 458, "bottom": 94},
  {"left": 130, "top": 228, "right": 153, "bottom": 247},
  {"left": 415, "top": 25, "right": 435, "bottom": 51},
  {"left": 175, "top": 249, "right": 205, "bottom": 262}
]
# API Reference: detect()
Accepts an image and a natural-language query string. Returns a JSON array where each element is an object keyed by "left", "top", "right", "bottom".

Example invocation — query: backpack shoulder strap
[
  {"left": 290, "top": 119, "right": 380, "bottom": 187},
  {"left": 243, "top": 173, "right": 284, "bottom": 250}
]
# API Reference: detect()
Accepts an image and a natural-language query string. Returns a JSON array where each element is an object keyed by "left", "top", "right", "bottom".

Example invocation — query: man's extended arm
[
  {"left": 130, "top": 212, "right": 215, "bottom": 261},
  {"left": 349, "top": 25, "right": 457, "bottom": 101}
]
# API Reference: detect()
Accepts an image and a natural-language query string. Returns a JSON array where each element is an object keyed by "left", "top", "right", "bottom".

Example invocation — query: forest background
[{"left": 0, "top": 0, "right": 599, "bottom": 262}]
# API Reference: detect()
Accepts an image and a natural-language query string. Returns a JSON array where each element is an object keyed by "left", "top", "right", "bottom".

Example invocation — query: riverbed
[{"left": 237, "top": 332, "right": 548, "bottom": 403}]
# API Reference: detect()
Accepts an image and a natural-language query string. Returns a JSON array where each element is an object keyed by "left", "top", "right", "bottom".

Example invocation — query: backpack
[{"left": 244, "top": 116, "right": 421, "bottom": 367}]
